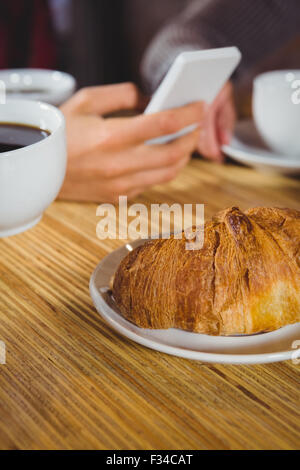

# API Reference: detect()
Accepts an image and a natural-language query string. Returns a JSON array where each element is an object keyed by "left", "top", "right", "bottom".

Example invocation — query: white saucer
[
  {"left": 0, "top": 69, "right": 76, "bottom": 106},
  {"left": 90, "top": 240, "right": 300, "bottom": 364},
  {"left": 222, "top": 119, "right": 300, "bottom": 174}
]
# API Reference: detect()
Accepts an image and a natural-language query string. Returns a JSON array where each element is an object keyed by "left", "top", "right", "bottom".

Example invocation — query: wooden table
[{"left": 0, "top": 158, "right": 299, "bottom": 450}]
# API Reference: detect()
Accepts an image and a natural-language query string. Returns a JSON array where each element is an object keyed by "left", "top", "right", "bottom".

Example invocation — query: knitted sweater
[{"left": 140, "top": 0, "right": 300, "bottom": 93}]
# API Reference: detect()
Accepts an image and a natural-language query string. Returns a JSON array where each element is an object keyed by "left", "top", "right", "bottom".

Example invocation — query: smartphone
[{"left": 145, "top": 46, "right": 241, "bottom": 144}]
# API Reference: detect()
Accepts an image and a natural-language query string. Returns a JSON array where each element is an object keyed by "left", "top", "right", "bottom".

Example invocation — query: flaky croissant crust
[{"left": 112, "top": 207, "right": 300, "bottom": 335}]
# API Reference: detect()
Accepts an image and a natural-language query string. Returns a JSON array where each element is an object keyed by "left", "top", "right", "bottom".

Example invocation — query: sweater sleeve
[{"left": 140, "top": 0, "right": 300, "bottom": 93}]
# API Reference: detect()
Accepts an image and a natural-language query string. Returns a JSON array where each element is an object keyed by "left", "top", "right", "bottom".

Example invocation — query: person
[
  {"left": 3, "top": 1, "right": 299, "bottom": 202},
  {"left": 0, "top": 0, "right": 235, "bottom": 202},
  {"left": 141, "top": 0, "right": 300, "bottom": 162},
  {"left": 59, "top": 83, "right": 204, "bottom": 202},
  {"left": 0, "top": 0, "right": 205, "bottom": 203}
]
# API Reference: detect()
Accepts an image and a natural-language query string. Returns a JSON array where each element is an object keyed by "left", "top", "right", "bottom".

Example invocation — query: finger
[
  {"left": 217, "top": 101, "right": 236, "bottom": 145},
  {"left": 197, "top": 83, "right": 235, "bottom": 162},
  {"left": 61, "top": 153, "right": 191, "bottom": 203},
  {"left": 126, "top": 187, "right": 146, "bottom": 200},
  {"left": 105, "top": 101, "right": 205, "bottom": 146},
  {"left": 63, "top": 83, "right": 144, "bottom": 115},
  {"left": 198, "top": 108, "right": 223, "bottom": 162},
  {"left": 215, "top": 81, "right": 234, "bottom": 107},
  {"left": 111, "top": 154, "right": 191, "bottom": 195},
  {"left": 80, "top": 129, "right": 199, "bottom": 180},
  {"left": 215, "top": 81, "right": 236, "bottom": 144},
  {"left": 90, "top": 128, "right": 200, "bottom": 178}
]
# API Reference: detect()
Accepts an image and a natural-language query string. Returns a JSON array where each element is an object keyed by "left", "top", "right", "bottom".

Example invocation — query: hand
[
  {"left": 59, "top": 83, "right": 204, "bottom": 202},
  {"left": 197, "top": 81, "right": 236, "bottom": 162}
]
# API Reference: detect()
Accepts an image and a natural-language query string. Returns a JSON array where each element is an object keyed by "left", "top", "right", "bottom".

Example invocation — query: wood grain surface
[{"left": 0, "top": 158, "right": 299, "bottom": 450}]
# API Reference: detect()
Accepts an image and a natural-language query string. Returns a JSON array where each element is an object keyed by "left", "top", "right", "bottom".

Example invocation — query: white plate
[
  {"left": 90, "top": 240, "right": 300, "bottom": 364},
  {"left": 222, "top": 119, "right": 300, "bottom": 174},
  {"left": 0, "top": 69, "right": 76, "bottom": 106}
]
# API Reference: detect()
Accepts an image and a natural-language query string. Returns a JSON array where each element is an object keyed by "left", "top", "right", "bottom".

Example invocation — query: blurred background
[
  {"left": 0, "top": 0, "right": 186, "bottom": 88},
  {"left": 1, "top": 0, "right": 300, "bottom": 115}
]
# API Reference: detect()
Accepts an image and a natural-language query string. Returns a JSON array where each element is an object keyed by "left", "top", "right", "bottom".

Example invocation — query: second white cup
[{"left": 253, "top": 70, "right": 300, "bottom": 158}]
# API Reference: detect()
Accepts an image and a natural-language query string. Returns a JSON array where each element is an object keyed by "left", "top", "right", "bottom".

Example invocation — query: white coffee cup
[
  {"left": 0, "top": 100, "right": 66, "bottom": 237},
  {"left": 0, "top": 69, "right": 76, "bottom": 106},
  {"left": 253, "top": 70, "right": 300, "bottom": 158}
]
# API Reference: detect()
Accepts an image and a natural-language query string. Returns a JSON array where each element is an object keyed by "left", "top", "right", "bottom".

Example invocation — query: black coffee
[
  {"left": 0, "top": 123, "right": 50, "bottom": 153},
  {"left": 6, "top": 88, "right": 49, "bottom": 95}
]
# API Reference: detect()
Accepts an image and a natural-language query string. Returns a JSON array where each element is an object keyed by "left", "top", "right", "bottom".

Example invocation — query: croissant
[{"left": 112, "top": 207, "right": 300, "bottom": 335}]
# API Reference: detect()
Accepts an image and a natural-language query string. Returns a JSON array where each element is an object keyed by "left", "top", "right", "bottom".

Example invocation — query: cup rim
[
  {"left": 0, "top": 99, "right": 65, "bottom": 159},
  {"left": 254, "top": 69, "right": 300, "bottom": 88},
  {"left": 0, "top": 68, "right": 76, "bottom": 91}
]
